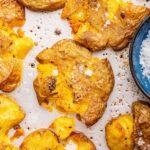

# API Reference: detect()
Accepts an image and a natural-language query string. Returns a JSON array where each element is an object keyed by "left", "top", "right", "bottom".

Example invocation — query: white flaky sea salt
[
  {"left": 140, "top": 31, "right": 150, "bottom": 79},
  {"left": 52, "top": 69, "right": 59, "bottom": 76},
  {"left": 64, "top": 140, "right": 77, "bottom": 150},
  {"left": 84, "top": 69, "right": 93, "bottom": 76}
]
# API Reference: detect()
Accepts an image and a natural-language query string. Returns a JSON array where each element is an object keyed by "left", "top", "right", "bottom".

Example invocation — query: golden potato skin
[
  {"left": 0, "top": 58, "right": 22, "bottom": 92},
  {"left": 20, "top": 129, "right": 59, "bottom": 150},
  {"left": 0, "top": 94, "right": 25, "bottom": 150},
  {"left": 18, "top": 0, "right": 66, "bottom": 11},
  {"left": 62, "top": 0, "right": 150, "bottom": 51},
  {"left": 0, "top": 94, "right": 25, "bottom": 132},
  {"left": 34, "top": 39, "right": 114, "bottom": 126},
  {"left": 50, "top": 116, "right": 75, "bottom": 140},
  {"left": 67, "top": 132, "right": 96, "bottom": 150},
  {"left": 132, "top": 101, "right": 150, "bottom": 150},
  {"left": 105, "top": 115, "right": 134, "bottom": 150},
  {"left": 0, "top": 0, "right": 25, "bottom": 27},
  {"left": 0, "top": 25, "right": 33, "bottom": 92}
]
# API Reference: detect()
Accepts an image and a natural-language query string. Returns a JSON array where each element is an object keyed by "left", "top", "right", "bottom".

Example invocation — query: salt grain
[
  {"left": 52, "top": 69, "right": 58, "bottom": 76},
  {"left": 140, "top": 31, "right": 150, "bottom": 79},
  {"left": 84, "top": 69, "right": 93, "bottom": 76},
  {"left": 64, "top": 140, "right": 77, "bottom": 150}
]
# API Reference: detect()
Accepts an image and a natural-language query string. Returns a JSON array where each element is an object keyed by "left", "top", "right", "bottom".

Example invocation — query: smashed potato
[
  {"left": 0, "top": 0, "right": 25, "bottom": 27},
  {"left": 105, "top": 115, "right": 134, "bottom": 150},
  {"left": 20, "top": 129, "right": 96, "bottom": 150},
  {"left": 132, "top": 101, "right": 150, "bottom": 150},
  {"left": 20, "top": 129, "right": 58, "bottom": 150},
  {"left": 0, "top": 58, "right": 22, "bottom": 92},
  {"left": 0, "top": 24, "right": 33, "bottom": 92},
  {"left": 18, "top": 0, "right": 66, "bottom": 11},
  {"left": 62, "top": 0, "right": 150, "bottom": 51},
  {"left": 50, "top": 116, "right": 74, "bottom": 140},
  {"left": 34, "top": 39, "right": 114, "bottom": 126},
  {"left": 0, "top": 94, "right": 25, "bottom": 149}
]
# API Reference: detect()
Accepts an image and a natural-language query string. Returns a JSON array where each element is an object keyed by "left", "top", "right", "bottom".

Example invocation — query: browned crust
[
  {"left": 69, "top": 131, "right": 96, "bottom": 150},
  {"left": 62, "top": 0, "right": 150, "bottom": 51},
  {"left": 132, "top": 101, "right": 150, "bottom": 149},
  {"left": 34, "top": 39, "right": 114, "bottom": 126},
  {"left": 18, "top": 0, "right": 66, "bottom": 11},
  {"left": 0, "top": 0, "right": 25, "bottom": 27}
]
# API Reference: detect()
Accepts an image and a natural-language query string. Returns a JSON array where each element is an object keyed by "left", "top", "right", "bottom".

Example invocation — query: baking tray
[{"left": 5, "top": 0, "right": 150, "bottom": 149}]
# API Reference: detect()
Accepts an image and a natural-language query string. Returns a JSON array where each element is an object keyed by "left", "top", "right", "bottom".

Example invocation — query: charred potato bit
[
  {"left": 62, "top": 0, "right": 150, "bottom": 51},
  {"left": 0, "top": 24, "right": 33, "bottom": 92},
  {"left": 105, "top": 115, "right": 134, "bottom": 150},
  {"left": 0, "top": 94, "right": 25, "bottom": 149},
  {"left": 50, "top": 116, "right": 75, "bottom": 140},
  {"left": 18, "top": 0, "right": 66, "bottom": 11},
  {"left": 0, "top": 0, "right": 25, "bottom": 27},
  {"left": 20, "top": 129, "right": 59, "bottom": 150},
  {"left": 132, "top": 101, "right": 150, "bottom": 150},
  {"left": 66, "top": 132, "right": 96, "bottom": 150},
  {"left": 34, "top": 39, "right": 114, "bottom": 126}
]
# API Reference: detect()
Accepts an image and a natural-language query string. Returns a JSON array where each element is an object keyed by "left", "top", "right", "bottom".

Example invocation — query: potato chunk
[
  {"left": 62, "top": 0, "right": 150, "bottom": 51},
  {"left": 105, "top": 115, "right": 134, "bottom": 150},
  {"left": 0, "top": 25, "right": 34, "bottom": 59},
  {"left": 34, "top": 39, "right": 114, "bottom": 126},
  {"left": 18, "top": 0, "right": 66, "bottom": 11},
  {"left": 0, "top": 94, "right": 25, "bottom": 132},
  {"left": 50, "top": 116, "right": 74, "bottom": 140},
  {"left": 20, "top": 129, "right": 59, "bottom": 150},
  {"left": 0, "top": 94, "right": 25, "bottom": 149},
  {"left": 132, "top": 101, "right": 150, "bottom": 150},
  {"left": 0, "top": 24, "right": 33, "bottom": 92},
  {"left": 0, "top": 0, "right": 25, "bottom": 27},
  {"left": 0, "top": 58, "right": 22, "bottom": 92}
]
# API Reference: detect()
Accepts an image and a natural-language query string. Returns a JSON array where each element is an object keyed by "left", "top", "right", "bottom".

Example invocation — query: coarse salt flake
[
  {"left": 140, "top": 31, "right": 150, "bottom": 79},
  {"left": 52, "top": 69, "right": 59, "bottom": 76},
  {"left": 84, "top": 69, "right": 93, "bottom": 76},
  {"left": 64, "top": 140, "right": 77, "bottom": 150}
]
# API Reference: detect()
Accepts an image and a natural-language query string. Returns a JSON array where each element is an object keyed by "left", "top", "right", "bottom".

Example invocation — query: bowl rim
[{"left": 129, "top": 15, "right": 150, "bottom": 99}]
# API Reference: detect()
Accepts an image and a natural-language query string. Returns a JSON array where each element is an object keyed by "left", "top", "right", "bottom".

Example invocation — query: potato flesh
[
  {"left": 20, "top": 129, "right": 58, "bottom": 150},
  {"left": 35, "top": 63, "right": 88, "bottom": 114},
  {"left": 11, "top": 37, "right": 34, "bottom": 59},
  {"left": 106, "top": 115, "right": 134, "bottom": 150},
  {"left": 0, "top": 94, "right": 25, "bottom": 149},
  {"left": 62, "top": 0, "right": 150, "bottom": 51},
  {"left": 50, "top": 116, "right": 75, "bottom": 140}
]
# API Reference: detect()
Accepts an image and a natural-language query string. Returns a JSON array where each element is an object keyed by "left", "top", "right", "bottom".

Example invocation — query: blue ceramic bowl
[{"left": 129, "top": 15, "right": 150, "bottom": 99}]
